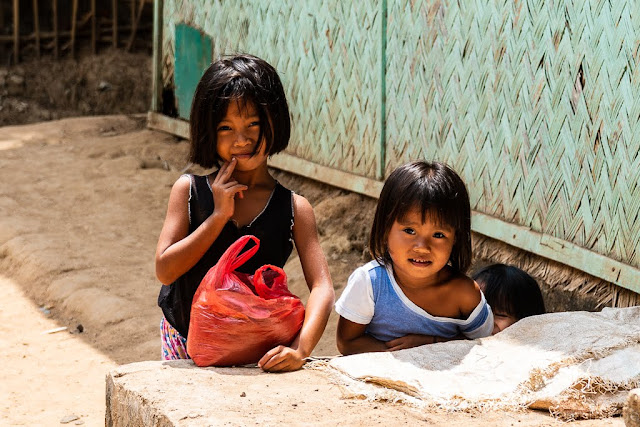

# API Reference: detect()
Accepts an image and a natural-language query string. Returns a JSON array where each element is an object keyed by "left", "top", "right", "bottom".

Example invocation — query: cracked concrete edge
[
  {"left": 106, "top": 368, "right": 174, "bottom": 427},
  {"left": 624, "top": 389, "right": 640, "bottom": 427}
]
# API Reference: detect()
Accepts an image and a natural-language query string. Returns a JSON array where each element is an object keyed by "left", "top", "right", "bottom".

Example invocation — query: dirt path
[{"left": 1, "top": 274, "right": 116, "bottom": 425}]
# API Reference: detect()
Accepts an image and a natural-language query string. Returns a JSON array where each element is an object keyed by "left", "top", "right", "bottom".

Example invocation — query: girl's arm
[
  {"left": 336, "top": 317, "right": 388, "bottom": 355},
  {"left": 258, "top": 194, "right": 334, "bottom": 372},
  {"left": 385, "top": 334, "right": 464, "bottom": 351},
  {"left": 339, "top": 321, "right": 465, "bottom": 354},
  {"left": 155, "top": 160, "right": 247, "bottom": 285}
]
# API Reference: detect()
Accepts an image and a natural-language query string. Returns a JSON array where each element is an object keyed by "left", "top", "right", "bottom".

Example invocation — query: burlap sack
[{"left": 321, "top": 307, "right": 640, "bottom": 420}]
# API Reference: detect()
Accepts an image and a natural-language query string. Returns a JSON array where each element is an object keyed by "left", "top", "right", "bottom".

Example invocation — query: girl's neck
[
  {"left": 392, "top": 264, "right": 453, "bottom": 291},
  {"left": 230, "top": 163, "right": 275, "bottom": 189}
]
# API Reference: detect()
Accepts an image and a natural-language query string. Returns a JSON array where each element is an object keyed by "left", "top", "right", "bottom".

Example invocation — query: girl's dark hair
[
  {"left": 369, "top": 161, "right": 472, "bottom": 272},
  {"left": 189, "top": 54, "right": 291, "bottom": 168},
  {"left": 473, "top": 264, "right": 546, "bottom": 320}
]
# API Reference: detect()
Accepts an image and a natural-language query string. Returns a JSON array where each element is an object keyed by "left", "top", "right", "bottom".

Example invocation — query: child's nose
[
  {"left": 414, "top": 238, "right": 431, "bottom": 252},
  {"left": 235, "top": 132, "right": 251, "bottom": 146}
]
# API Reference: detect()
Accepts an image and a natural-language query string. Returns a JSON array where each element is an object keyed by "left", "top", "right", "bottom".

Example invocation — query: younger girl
[
  {"left": 473, "top": 263, "right": 546, "bottom": 334},
  {"left": 336, "top": 161, "right": 493, "bottom": 355},
  {"left": 156, "top": 54, "right": 334, "bottom": 371}
]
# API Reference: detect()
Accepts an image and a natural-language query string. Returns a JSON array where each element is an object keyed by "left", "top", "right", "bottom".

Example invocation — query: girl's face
[
  {"left": 216, "top": 99, "right": 268, "bottom": 172},
  {"left": 386, "top": 206, "right": 456, "bottom": 289},
  {"left": 492, "top": 312, "right": 518, "bottom": 334}
]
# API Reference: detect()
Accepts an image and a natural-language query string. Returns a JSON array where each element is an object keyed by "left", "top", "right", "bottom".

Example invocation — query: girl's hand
[
  {"left": 211, "top": 158, "right": 248, "bottom": 220},
  {"left": 257, "top": 345, "right": 306, "bottom": 372},
  {"left": 385, "top": 334, "right": 436, "bottom": 351}
]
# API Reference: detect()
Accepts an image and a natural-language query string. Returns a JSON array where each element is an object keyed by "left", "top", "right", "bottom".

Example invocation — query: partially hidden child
[
  {"left": 336, "top": 161, "right": 494, "bottom": 355},
  {"left": 155, "top": 54, "right": 335, "bottom": 371},
  {"left": 473, "top": 263, "right": 546, "bottom": 334}
]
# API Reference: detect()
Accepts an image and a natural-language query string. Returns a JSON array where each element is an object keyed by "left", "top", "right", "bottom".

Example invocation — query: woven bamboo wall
[
  {"left": 162, "top": 0, "right": 382, "bottom": 178},
  {"left": 159, "top": 1, "right": 640, "bottom": 278},
  {"left": 385, "top": 1, "right": 640, "bottom": 271}
]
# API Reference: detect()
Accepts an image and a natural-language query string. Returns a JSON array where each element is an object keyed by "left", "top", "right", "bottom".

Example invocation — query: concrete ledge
[
  {"left": 105, "top": 360, "right": 425, "bottom": 426},
  {"left": 105, "top": 360, "right": 623, "bottom": 426},
  {"left": 625, "top": 389, "right": 640, "bottom": 427}
]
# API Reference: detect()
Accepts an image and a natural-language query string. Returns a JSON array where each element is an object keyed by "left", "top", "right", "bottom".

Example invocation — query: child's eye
[
  {"left": 217, "top": 125, "right": 231, "bottom": 132},
  {"left": 433, "top": 232, "right": 446, "bottom": 238},
  {"left": 249, "top": 121, "right": 260, "bottom": 127},
  {"left": 402, "top": 228, "right": 416, "bottom": 235}
]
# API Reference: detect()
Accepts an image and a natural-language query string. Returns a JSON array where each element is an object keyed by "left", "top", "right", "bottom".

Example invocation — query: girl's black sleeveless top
[{"left": 158, "top": 174, "right": 295, "bottom": 338}]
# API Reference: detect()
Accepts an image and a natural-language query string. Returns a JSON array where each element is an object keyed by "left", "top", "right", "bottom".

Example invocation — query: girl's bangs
[
  {"left": 394, "top": 188, "right": 458, "bottom": 230},
  {"left": 487, "top": 291, "right": 516, "bottom": 317}
]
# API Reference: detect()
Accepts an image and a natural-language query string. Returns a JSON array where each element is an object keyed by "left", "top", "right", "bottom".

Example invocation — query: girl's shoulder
[
  {"left": 344, "top": 261, "right": 389, "bottom": 297},
  {"left": 445, "top": 271, "right": 483, "bottom": 313},
  {"left": 172, "top": 173, "right": 212, "bottom": 197},
  {"left": 349, "top": 260, "right": 384, "bottom": 277},
  {"left": 291, "top": 191, "right": 312, "bottom": 220},
  {"left": 169, "top": 174, "right": 192, "bottom": 197},
  {"left": 447, "top": 270, "right": 476, "bottom": 286},
  {"left": 446, "top": 271, "right": 480, "bottom": 293},
  {"left": 174, "top": 173, "right": 207, "bottom": 189}
]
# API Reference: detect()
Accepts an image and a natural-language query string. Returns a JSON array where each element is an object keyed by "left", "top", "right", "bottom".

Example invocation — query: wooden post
[
  {"left": 33, "top": 0, "right": 41, "bottom": 58},
  {"left": 53, "top": 0, "right": 58, "bottom": 58},
  {"left": 13, "top": 0, "right": 19, "bottom": 64},
  {"left": 151, "top": 0, "right": 163, "bottom": 112},
  {"left": 127, "top": 0, "right": 137, "bottom": 51},
  {"left": 112, "top": 0, "right": 118, "bottom": 47},
  {"left": 91, "top": 0, "right": 96, "bottom": 53},
  {"left": 127, "top": 0, "right": 147, "bottom": 52},
  {"left": 70, "top": 0, "right": 78, "bottom": 57},
  {"left": 131, "top": 0, "right": 135, "bottom": 41}
]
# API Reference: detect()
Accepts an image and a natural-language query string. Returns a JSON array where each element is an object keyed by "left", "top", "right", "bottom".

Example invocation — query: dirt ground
[
  {"left": 0, "top": 53, "right": 625, "bottom": 426},
  {"left": 0, "top": 49, "right": 151, "bottom": 127}
]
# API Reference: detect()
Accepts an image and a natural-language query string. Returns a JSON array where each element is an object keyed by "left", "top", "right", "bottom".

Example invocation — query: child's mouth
[{"left": 409, "top": 258, "right": 431, "bottom": 266}]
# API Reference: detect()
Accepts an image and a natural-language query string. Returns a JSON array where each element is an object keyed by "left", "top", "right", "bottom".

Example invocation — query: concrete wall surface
[
  {"left": 104, "top": 360, "right": 426, "bottom": 426},
  {"left": 625, "top": 389, "right": 640, "bottom": 427}
]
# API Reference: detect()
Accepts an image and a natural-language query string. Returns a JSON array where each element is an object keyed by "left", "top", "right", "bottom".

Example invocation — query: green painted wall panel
[{"left": 174, "top": 24, "right": 212, "bottom": 119}]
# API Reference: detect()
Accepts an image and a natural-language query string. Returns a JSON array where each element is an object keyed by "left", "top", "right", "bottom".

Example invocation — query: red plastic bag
[{"left": 187, "top": 235, "right": 305, "bottom": 367}]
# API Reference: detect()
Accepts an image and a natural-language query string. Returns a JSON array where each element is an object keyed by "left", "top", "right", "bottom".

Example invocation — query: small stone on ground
[{"left": 60, "top": 414, "right": 79, "bottom": 424}]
